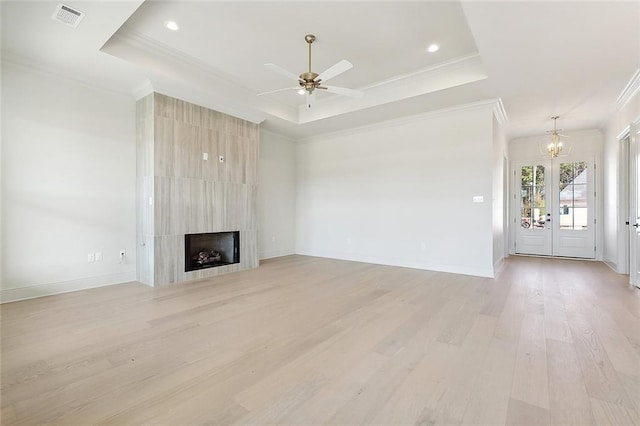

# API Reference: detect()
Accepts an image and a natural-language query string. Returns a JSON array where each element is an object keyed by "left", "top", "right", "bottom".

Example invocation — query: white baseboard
[
  {"left": 603, "top": 260, "right": 620, "bottom": 274},
  {"left": 1, "top": 271, "right": 137, "bottom": 303},
  {"left": 295, "top": 248, "right": 495, "bottom": 278},
  {"left": 259, "top": 248, "right": 295, "bottom": 260}
]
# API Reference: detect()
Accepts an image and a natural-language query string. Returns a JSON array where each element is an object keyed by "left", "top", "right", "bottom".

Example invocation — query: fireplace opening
[{"left": 185, "top": 231, "right": 240, "bottom": 272}]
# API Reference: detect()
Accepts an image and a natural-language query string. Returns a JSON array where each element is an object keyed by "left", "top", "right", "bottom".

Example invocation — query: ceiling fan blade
[
  {"left": 264, "top": 63, "right": 302, "bottom": 82},
  {"left": 257, "top": 87, "right": 300, "bottom": 96},
  {"left": 305, "top": 91, "right": 316, "bottom": 109},
  {"left": 322, "top": 85, "right": 364, "bottom": 98},
  {"left": 316, "top": 60, "right": 353, "bottom": 83}
]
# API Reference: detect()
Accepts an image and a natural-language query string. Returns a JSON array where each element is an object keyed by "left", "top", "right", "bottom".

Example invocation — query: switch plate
[
  {"left": 95, "top": 252, "right": 103, "bottom": 261},
  {"left": 203, "top": 152, "right": 208, "bottom": 161},
  {"left": 88, "top": 253, "right": 95, "bottom": 263},
  {"left": 472, "top": 195, "right": 484, "bottom": 203}
]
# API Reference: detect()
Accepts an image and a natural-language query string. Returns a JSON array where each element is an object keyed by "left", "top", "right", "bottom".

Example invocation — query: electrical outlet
[
  {"left": 95, "top": 252, "right": 103, "bottom": 261},
  {"left": 88, "top": 253, "right": 95, "bottom": 263}
]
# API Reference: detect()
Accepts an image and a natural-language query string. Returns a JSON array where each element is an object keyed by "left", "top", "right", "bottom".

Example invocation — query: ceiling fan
[{"left": 259, "top": 34, "right": 364, "bottom": 108}]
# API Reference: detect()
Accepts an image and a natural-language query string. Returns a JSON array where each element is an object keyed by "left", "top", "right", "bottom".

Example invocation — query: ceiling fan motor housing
[{"left": 299, "top": 72, "right": 320, "bottom": 92}]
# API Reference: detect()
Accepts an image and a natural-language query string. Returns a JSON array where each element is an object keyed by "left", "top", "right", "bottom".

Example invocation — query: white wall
[
  {"left": 295, "top": 104, "right": 497, "bottom": 277},
  {"left": 1, "top": 62, "right": 137, "bottom": 302},
  {"left": 258, "top": 130, "right": 296, "bottom": 259},
  {"left": 604, "top": 78, "right": 640, "bottom": 272},
  {"left": 509, "top": 128, "right": 604, "bottom": 258}
]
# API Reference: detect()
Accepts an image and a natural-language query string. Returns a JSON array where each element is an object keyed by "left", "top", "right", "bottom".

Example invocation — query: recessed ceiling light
[
  {"left": 297, "top": 89, "right": 305, "bottom": 95},
  {"left": 427, "top": 44, "right": 439, "bottom": 53},
  {"left": 165, "top": 21, "right": 179, "bottom": 31}
]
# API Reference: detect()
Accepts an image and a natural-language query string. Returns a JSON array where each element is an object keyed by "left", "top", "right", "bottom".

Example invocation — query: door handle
[{"left": 633, "top": 223, "right": 640, "bottom": 228}]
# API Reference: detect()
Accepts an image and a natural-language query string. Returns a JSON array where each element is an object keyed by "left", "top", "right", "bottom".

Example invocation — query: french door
[{"left": 515, "top": 158, "right": 595, "bottom": 258}]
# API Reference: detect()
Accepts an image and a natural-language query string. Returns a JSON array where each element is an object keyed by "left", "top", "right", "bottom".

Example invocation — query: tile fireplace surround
[{"left": 136, "top": 93, "right": 259, "bottom": 286}]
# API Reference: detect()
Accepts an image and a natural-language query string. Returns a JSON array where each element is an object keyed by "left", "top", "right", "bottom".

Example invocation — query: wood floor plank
[
  {"left": 510, "top": 313, "right": 550, "bottom": 409},
  {"left": 1, "top": 255, "right": 639, "bottom": 425},
  {"left": 564, "top": 306, "right": 636, "bottom": 410},
  {"left": 546, "top": 339, "right": 595, "bottom": 425},
  {"left": 460, "top": 336, "right": 519, "bottom": 426},
  {"left": 506, "top": 397, "right": 551, "bottom": 425},
  {"left": 280, "top": 352, "right": 389, "bottom": 423},
  {"left": 590, "top": 397, "right": 640, "bottom": 425}
]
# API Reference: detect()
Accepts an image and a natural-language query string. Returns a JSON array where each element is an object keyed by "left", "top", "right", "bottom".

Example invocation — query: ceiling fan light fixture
[{"left": 297, "top": 89, "right": 306, "bottom": 95}]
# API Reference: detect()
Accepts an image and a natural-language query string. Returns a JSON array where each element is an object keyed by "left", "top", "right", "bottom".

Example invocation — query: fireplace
[{"left": 185, "top": 231, "right": 240, "bottom": 272}]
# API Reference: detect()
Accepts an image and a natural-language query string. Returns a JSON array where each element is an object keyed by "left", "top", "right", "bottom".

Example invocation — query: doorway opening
[{"left": 514, "top": 158, "right": 596, "bottom": 258}]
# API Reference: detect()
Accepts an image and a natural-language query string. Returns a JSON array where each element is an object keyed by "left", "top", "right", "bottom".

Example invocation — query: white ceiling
[
  {"left": 119, "top": 1, "right": 478, "bottom": 107},
  {"left": 2, "top": 1, "right": 638, "bottom": 139}
]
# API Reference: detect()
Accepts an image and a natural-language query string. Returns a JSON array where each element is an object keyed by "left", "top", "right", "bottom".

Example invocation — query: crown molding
[
  {"left": 492, "top": 98, "right": 508, "bottom": 125},
  {"left": 113, "top": 28, "right": 253, "bottom": 96},
  {"left": 299, "top": 98, "right": 502, "bottom": 144},
  {"left": 617, "top": 125, "right": 631, "bottom": 141},
  {"left": 359, "top": 53, "right": 482, "bottom": 91},
  {"left": 260, "top": 128, "right": 296, "bottom": 142},
  {"left": 1, "top": 54, "right": 135, "bottom": 98},
  {"left": 299, "top": 54, "right": 487, "bottom": 123},
  {"left": 616, "top": 68, "right": 640, "bottom": 110},
  {"left": 105, "top": 29, "right": 295, "bottom": 123},
  {"left": 132, "top": 79, "right": 154, "bottom": 100}
]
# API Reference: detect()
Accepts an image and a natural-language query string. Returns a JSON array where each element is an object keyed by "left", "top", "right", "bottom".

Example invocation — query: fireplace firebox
[{"left": 185, "top": 231, "right": 240, "bottom": 272}]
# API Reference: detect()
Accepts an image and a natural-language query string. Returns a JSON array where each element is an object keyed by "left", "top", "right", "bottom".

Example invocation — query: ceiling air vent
[{"left": 51, "top": 3, "right": 85, "bottom": 28}]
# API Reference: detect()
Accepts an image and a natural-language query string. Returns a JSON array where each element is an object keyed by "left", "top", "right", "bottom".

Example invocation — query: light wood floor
[{"left": 1, "top": 255, "right": 639, "bottom": 425}]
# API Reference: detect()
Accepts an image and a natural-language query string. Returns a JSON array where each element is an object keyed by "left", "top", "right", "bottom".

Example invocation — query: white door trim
[{"left": 510, "top": 156, "right": 599, "bottom": 260}]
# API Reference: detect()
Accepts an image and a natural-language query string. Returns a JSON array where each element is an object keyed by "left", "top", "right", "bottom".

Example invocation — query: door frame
[
  {"left": 624, "top": 118, "right": 640, "bottom": 287},
  {"left": 618, "top": 117, "right": 640, "bottom": 286},
  {"left": 618, "top": 130, "right": 630, "bottom": 275},
  {"left": 510, "top": 155, "right": 602, "bottom": 260}
]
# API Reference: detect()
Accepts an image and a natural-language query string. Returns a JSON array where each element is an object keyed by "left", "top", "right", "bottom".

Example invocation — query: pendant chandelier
[{"left": 547, "top": 116, "right": 563, "bottom": 158}]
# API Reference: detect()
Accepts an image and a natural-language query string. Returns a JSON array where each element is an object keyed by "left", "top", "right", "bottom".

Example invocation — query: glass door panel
[
  {"left": 520, "top": 165, "right": 547, "bottom": 229},
  {"left": 558, "top": 162, "right": 588, "bottom": 230},
  {"left": 552, "top": 160, "right": 595, "bottom": 258},
  {"left": 516, "top": 162, "right": 552, "bottom": 256}
]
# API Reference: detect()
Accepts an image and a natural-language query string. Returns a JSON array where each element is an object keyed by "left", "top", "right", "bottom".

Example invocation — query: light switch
[
  {"left": 473, "top": 195, "right": 484, "bottom": 203},
  {"left": 203, "top": 152, "right": 208, "bottom": 161},
  {"left": 219, "top": 155, "right": 225, "bottom": 163}
]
